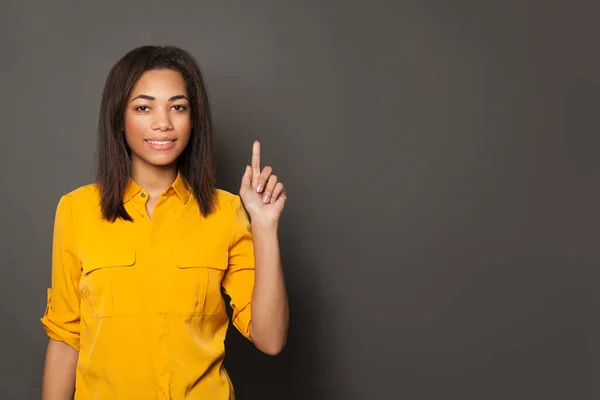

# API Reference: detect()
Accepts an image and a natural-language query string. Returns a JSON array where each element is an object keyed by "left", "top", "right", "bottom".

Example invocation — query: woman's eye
[
  {"left": 135, "top": 105, "right": 150, "bottom": 112},
  {"left": 172, "top": 105, "right": 188, "bottom": 111}
]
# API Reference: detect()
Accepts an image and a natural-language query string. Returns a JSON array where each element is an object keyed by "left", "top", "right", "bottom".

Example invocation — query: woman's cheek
[
  {"left": 124, "top": 115, "right": 146, "bottom": 138},
  {"left": 174, "top": 114, "right": 192, "bottom": 132}
]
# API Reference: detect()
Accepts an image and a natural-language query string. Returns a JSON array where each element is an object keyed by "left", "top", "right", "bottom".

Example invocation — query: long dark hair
[{"left": 96, "top": 45, "right": 217, "bottom": 222}]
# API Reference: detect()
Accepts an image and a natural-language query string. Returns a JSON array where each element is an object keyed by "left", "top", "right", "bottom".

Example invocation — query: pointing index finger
[{"left": 252, "top": 140, "right": 261, "bottom": 189}]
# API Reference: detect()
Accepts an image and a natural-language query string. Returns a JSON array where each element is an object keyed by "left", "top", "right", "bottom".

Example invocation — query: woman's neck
[{"left": 131, "top": 159, "right": 178, "bottom": 198}]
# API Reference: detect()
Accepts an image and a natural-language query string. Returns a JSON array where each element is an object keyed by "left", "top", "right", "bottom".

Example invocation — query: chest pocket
[
  {"left": 173, "top": 249, "right": 228, "bottom": 316},
  {"left": 80, "top": 249, "right": 140, "bottom": 318}
]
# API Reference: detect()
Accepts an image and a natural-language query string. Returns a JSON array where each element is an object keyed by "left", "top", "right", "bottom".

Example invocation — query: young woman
[{"left": 40, "top": 45, "right": 289, "bottom": 399}]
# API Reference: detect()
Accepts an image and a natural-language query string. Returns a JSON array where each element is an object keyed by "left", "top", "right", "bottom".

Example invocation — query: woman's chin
[
  {"left": 134, "top": 155, "right": 180, "bottom": 169},
  {"left": 149, "top": 158, "right": 179, "bottom": 168}
]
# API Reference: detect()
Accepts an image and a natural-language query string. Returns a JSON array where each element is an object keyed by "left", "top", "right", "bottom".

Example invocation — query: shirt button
[{"left": 141, "top": 192, "right": 146, "bottom": 198}]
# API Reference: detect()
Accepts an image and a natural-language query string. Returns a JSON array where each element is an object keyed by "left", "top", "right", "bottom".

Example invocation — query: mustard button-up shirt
[{"left": 41, "top": 172, "right": 255, "bottom": 399}]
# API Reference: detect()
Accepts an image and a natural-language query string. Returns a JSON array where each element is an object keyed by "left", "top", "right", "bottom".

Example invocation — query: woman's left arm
[
  {"left": 249, "top": 221, "right": 289, "bottom": 355},
  {"left": 239, "top": 141, "right": 289, "bottom": 355}
]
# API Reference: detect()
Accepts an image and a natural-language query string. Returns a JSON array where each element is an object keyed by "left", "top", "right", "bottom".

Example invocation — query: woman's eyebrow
[{"left": 130, "top": 94, "right": 189, "bottom": 102}]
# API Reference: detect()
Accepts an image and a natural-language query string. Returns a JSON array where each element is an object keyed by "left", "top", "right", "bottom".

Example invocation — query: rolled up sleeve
[
  {"left": 223, "top": 195, "right": 255, "bottom": 341},
  {"left": 40, "top": 194, "right": 81, "bottom": 351}
]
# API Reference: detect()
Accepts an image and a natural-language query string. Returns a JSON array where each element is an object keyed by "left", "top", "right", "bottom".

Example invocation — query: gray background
[{"left": 1, "top": 0, "right": 600, "bottom": 399}]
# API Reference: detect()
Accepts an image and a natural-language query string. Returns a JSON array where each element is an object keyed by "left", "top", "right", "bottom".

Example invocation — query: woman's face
[{"left": 124, "top": 69, "right": 192, "bottom": 170}]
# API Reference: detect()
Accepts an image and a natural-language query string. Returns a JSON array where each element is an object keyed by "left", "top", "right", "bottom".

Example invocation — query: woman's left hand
[{"left": 239, "top": 141, "right": 287, "bottom": 226}]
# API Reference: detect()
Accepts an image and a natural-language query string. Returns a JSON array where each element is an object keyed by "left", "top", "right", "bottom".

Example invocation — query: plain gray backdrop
[{"left": 1, "top": 0, "right": 600, "bottom": 399}]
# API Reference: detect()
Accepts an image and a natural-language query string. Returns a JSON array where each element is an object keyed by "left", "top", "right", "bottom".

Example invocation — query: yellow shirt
[{"left": 40, "top": 172, "right": 255, "bottom": 399}]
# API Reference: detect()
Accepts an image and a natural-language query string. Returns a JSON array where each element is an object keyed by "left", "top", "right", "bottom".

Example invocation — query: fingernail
[
  {"left": 263, "top": 195, "right": 269, "bottom": 203},
  {"left": 256, "top": 184, "right": 262, "bottom": 192}
]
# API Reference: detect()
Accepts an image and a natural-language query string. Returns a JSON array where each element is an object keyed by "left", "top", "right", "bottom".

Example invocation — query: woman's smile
[{"left": 144, "top": 137, "right": 177, "bottom": 150}]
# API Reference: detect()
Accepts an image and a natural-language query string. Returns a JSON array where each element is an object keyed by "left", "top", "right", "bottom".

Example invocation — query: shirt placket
[{"left": 132, "top": 191, "right": 174, "bottom": 398}]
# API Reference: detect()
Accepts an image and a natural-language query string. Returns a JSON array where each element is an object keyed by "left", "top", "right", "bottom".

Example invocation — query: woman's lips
[{"left": 144, "top": 139, "right": 176, "bottom": 151}]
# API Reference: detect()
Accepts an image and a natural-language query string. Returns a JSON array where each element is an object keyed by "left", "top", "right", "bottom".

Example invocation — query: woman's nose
[{"left": 151, "top": 110, "right": 173, "bottom": 131}]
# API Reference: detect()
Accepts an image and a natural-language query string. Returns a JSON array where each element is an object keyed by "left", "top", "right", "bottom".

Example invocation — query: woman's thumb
[{"left": 240, "top": 165, "right": 252, "bottom": 189}]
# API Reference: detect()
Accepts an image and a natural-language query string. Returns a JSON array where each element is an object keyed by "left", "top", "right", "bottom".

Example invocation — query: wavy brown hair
[{"left": 96, "top": 45, "right": 217, "bottom": 222}]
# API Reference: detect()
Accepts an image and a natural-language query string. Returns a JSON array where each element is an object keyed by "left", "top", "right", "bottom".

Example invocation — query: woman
[{"left": 40, "top": 45, "right": 289, "bottom": 399}]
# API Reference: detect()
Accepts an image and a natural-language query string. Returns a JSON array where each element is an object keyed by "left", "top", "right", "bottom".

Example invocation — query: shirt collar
[
  {"left": 171, "top": 170, "right": 192, "bottom": 204},
  {"left": 123, "top": 170, "right": 191, "bottom": 204}
]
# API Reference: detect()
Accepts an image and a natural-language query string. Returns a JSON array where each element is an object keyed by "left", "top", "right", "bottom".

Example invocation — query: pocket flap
[
  {"left": 175, "top": 248, "right": 228, "bottom": 270},
  {"left": 82, "top": 249, "right": 136, "bottom": 273}
]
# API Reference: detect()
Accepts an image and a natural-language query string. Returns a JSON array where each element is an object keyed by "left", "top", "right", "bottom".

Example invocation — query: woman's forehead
[{"left": 129, "top": 69, "right": 188, "bottom": 99}]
